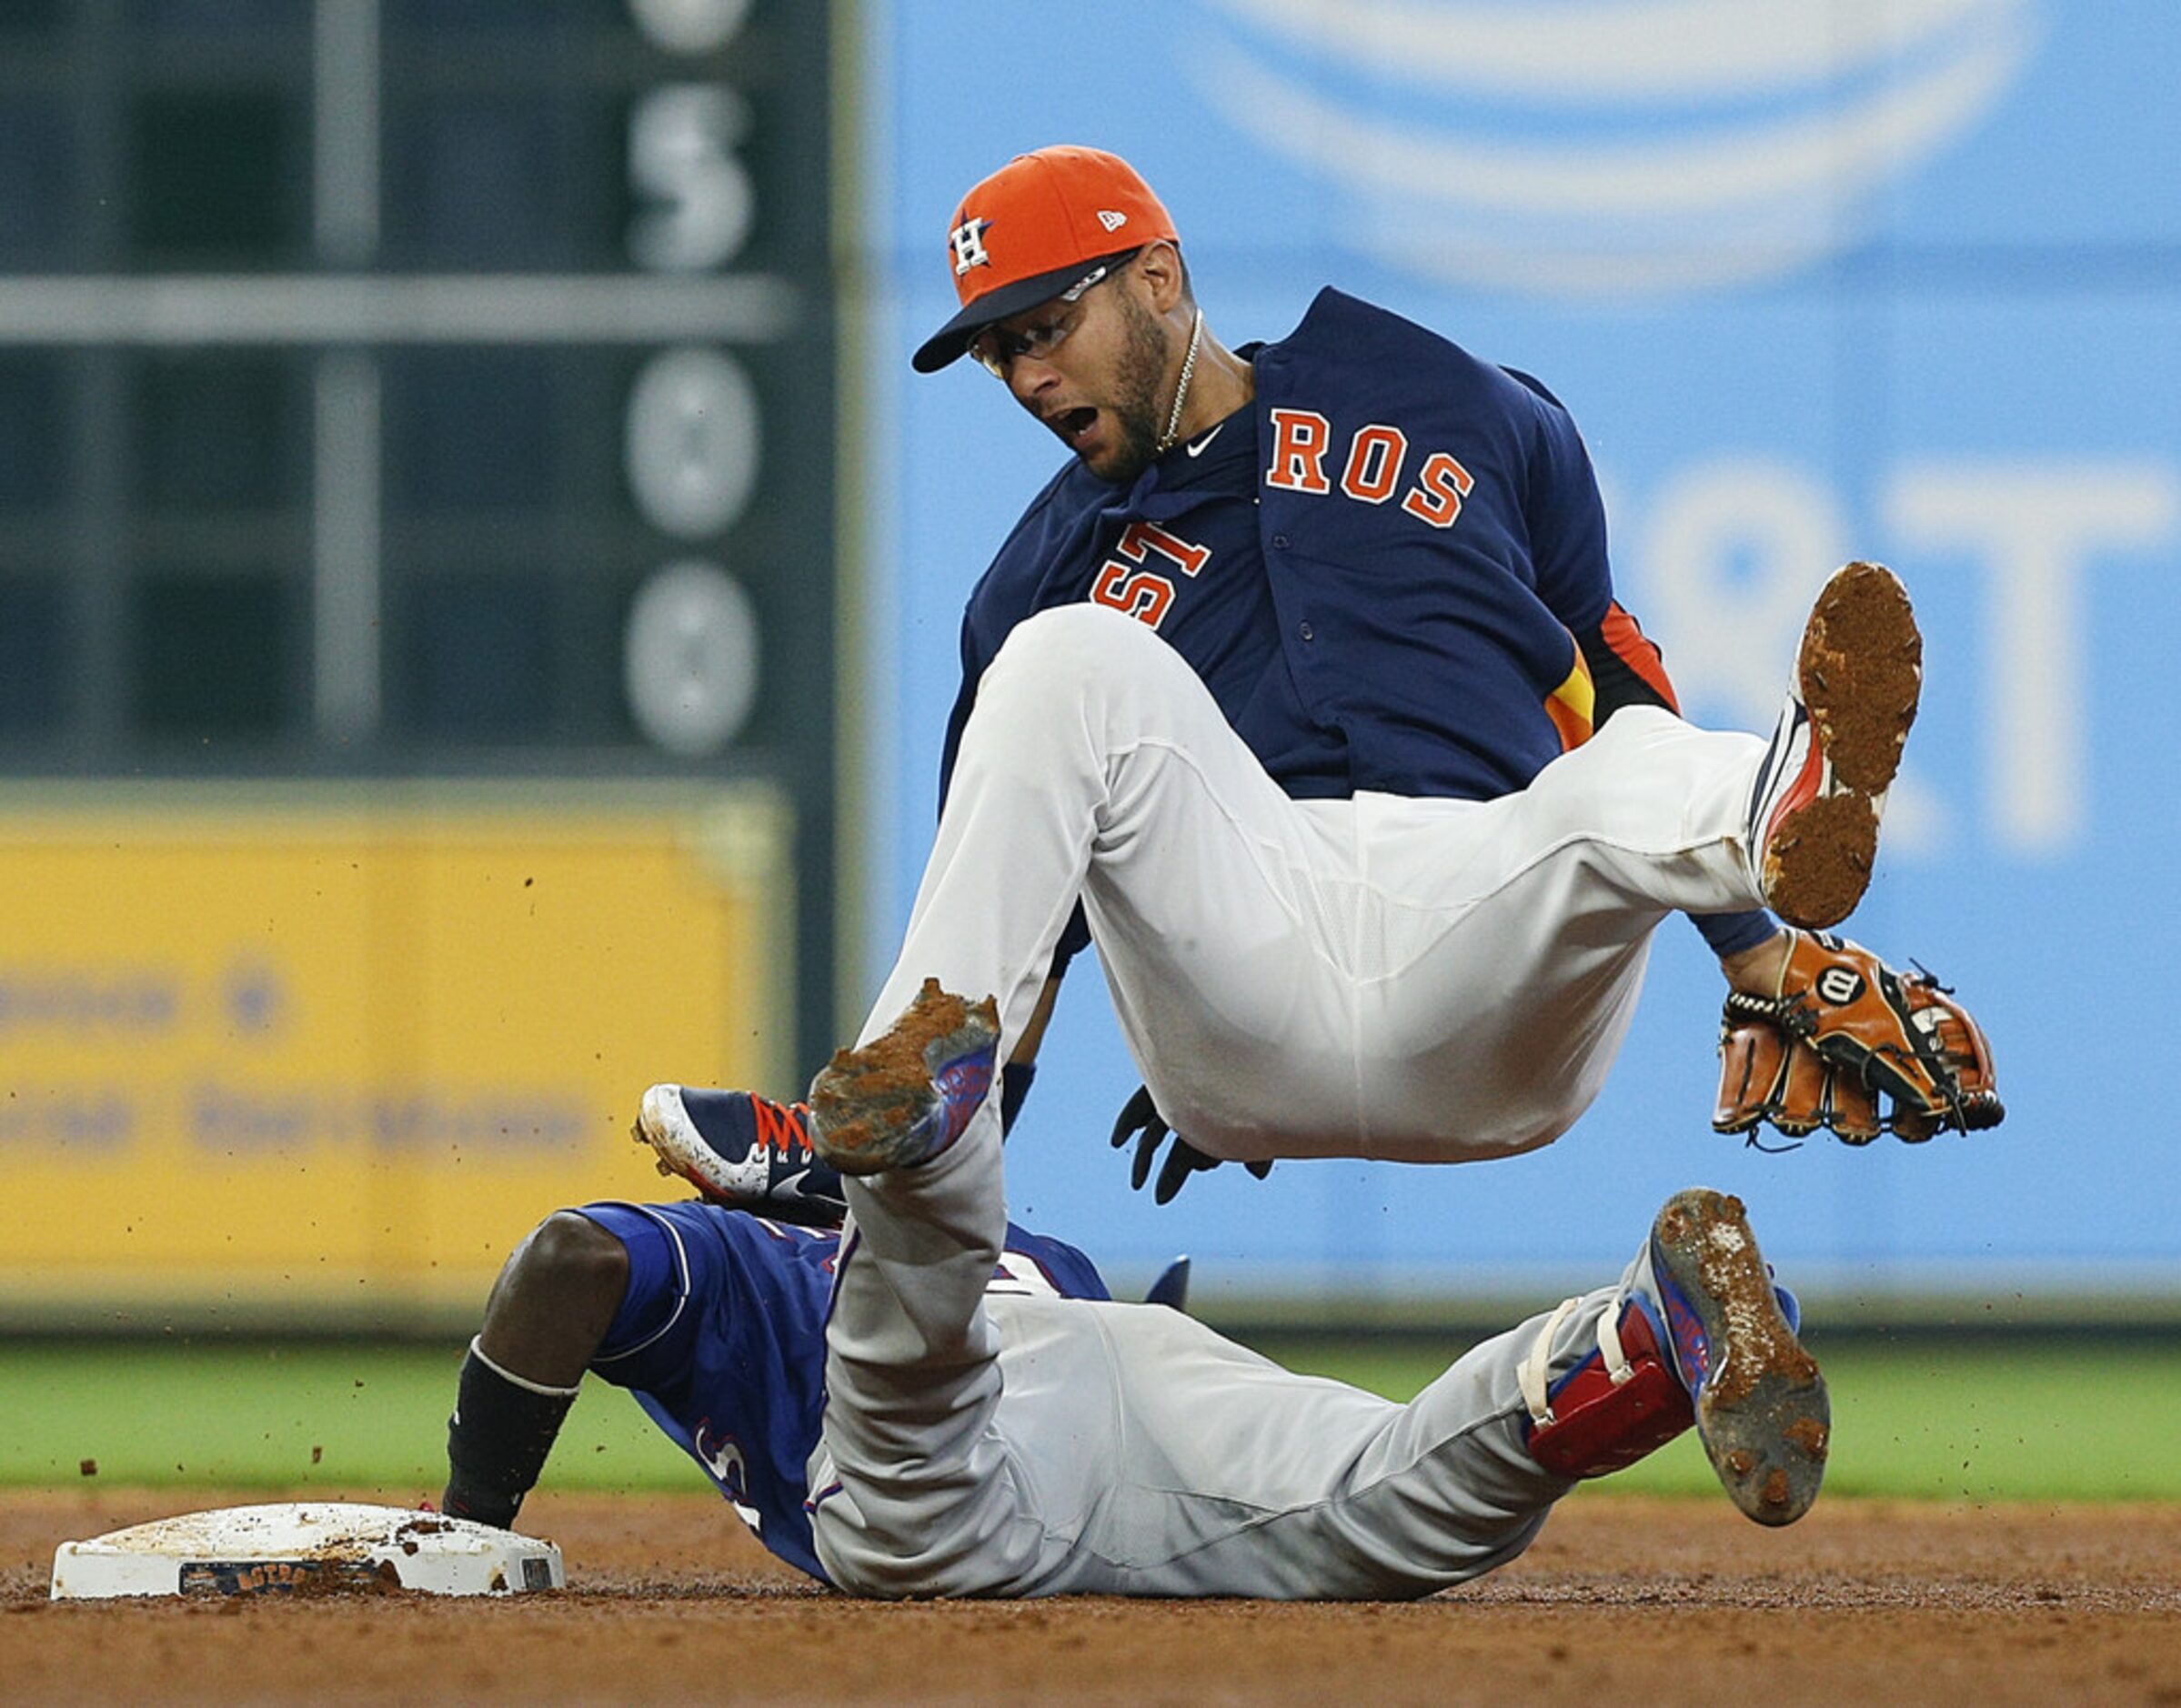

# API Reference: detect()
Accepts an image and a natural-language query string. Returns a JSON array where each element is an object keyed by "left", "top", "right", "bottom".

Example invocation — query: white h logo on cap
[{"left": 950, "top": 216, "right": 992, "bottom": 275}]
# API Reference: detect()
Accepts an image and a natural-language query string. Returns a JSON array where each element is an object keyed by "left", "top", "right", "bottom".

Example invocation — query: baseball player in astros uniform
[
  {"left": 755, "top": 143, "right": 1993, "bottom": 1184},
  {"left": 447, "top": 1088, "right": 1828, "bottom": 1595}
]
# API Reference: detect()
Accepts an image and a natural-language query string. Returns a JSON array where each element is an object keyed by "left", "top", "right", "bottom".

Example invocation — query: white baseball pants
[
  {"left": 858, "top": 602, "right": 1769, "bottom": 1164},
  {"left": 807, "top": 1108, "right": 1665, "bottom": 1599}
]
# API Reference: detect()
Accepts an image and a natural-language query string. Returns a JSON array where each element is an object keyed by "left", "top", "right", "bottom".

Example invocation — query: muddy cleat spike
[
  {"left": 1746, "top": 561, "right": 1922, "bottom": 930},
  {"left": 808, "top": 979, "right": 1000, "bottom": 1175},
  {"left": 1650, "top": 1188, "right": 1830, "bottom": 1526}
]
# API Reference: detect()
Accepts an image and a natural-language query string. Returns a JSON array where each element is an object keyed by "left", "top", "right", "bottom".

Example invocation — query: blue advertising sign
[{"left": 853, "top": 0, "right": 2180, "bottom": 1291}]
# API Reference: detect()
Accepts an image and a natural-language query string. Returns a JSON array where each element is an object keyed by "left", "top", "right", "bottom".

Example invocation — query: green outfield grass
[
  {"left": 0, "top": 1336, "right": 2173, "bottom": 1502},
  {"left": 1272, "top": 1336, "right": 2181, "bottom": 1504}
]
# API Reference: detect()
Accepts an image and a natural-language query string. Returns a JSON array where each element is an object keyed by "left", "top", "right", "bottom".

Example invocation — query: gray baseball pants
[{"left": 805, "top": 1115, "right": 1671, "bottom": 1600}]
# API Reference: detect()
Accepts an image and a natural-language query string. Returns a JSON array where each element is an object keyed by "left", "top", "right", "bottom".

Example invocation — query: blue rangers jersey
[{"left": 580, "top": 1200, "right": 1109, "bottom": 1584}]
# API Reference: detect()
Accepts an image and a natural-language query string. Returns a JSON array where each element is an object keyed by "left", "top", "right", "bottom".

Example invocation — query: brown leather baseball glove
[
  {"left": 1714, "top": 997, "right": 1881, "bottom": 1144},
  {"left": 1714, "top": 931, "right": 2003, "bottom": 1145}
]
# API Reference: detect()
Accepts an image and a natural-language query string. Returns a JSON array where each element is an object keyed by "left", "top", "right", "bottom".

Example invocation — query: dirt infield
[{"left": 4, "top": 1488, "right": 2176, "bottom": 1705}]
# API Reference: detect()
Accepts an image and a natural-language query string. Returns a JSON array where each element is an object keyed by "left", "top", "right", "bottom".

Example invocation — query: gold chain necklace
[{"left": 1155, "top": 309, "right": 1206, "bottom": 454}]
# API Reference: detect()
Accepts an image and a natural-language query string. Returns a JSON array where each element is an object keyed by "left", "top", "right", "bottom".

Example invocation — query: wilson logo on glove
[{"left": 1814, "top": 967, "right": 1865, "bottom": 1007}]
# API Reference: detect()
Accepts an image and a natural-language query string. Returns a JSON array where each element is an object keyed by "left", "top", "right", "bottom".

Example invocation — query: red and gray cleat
[
  {"left": 1746, "top": 560, "right": 1922, "bottom": 930},
  {"left": 633, "top": 1086, "right": 847, "bottom": 1227},
  {"left": 809, "top": 979, "right": 1000, "bottom": 1176},
  {"left": 1523, "top": 1189, "right": 1828, "bottom": 1527}
]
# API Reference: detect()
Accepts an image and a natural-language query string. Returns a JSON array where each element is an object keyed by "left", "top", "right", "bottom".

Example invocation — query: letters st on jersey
[{"left": 1090, "top": 411, "right": 1478, "bottom": 630}]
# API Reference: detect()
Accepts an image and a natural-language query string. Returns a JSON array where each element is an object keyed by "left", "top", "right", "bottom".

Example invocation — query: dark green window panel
[
  {"left": 0, "top": 103, "right": 75, "bottom": 260},
  {"left": 132, "top": 0, "right": 307, "bottom": 35},
  {"left": 0, "top": 356, "right": 66, "bottom": 511},
  {"left": 385, "top": 96, "right": 588, "bottom": 267},
  {"left": 385, "top": 351, "right": 558, "bottom": 511},
  {"left": 130, "top": 575, "right": 292, "bottom": 736},
  {"left": 135, "top": 354, "right": 299, "bottom": 510},
  {"left": 387, "top": 0, "right": 617, "bottom": 34},
  {"left": 0, "top": 578, "right": 67, "bottom": 734},
  {"left": 401, "top": 575, "right": 556, "bottom": 738},
  {"left": 0, "top": 0, "right": 65, "bottom": 38},
  {"left": 129, "top": 89, "right": 302, "bottom": 261}
]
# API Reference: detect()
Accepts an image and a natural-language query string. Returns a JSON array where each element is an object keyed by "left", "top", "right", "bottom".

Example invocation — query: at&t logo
[{"left": 1188, "top": 0, "right": 2042, "bottom": 296}]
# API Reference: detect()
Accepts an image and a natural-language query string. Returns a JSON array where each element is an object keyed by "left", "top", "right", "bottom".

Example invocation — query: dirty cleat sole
[
  {"left": 1753, "top": 561, "right": 1922, "bottom": 930},
  {"left": 809, "top": 979, "right": 1000, "bottom": 1176},
  {"left": 1651, "top": 1189, "right": 1830, "bottom": 1526}
]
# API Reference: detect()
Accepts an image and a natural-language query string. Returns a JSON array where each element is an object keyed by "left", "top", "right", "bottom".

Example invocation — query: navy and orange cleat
[
  {"left": 633, "top": 1086, "right": 848, "bottom": 1227},
  {"left": 1522, "top": 1189, "right": 1827, "bottom": 1527},
  {"left": 1746, "top": 560, "right": 1922, "bottom": 930},
  {"left": 809, "top": 980, "right": 1000, "bottom": 1176}
]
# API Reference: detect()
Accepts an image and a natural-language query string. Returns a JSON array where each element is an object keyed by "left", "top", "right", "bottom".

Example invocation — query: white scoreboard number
[{"left": 624, "top": 0, "right": 768, "bottom": 758}]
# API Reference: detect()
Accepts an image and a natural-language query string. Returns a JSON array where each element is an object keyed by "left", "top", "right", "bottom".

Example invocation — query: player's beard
[{"left": 1091, "top": 290, "right": 1172, "bottom": 485}]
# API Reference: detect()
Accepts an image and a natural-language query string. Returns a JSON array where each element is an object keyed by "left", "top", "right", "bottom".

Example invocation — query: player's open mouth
[{"left": 1054, "top": 407, "right": 1100, "bottom": 448}]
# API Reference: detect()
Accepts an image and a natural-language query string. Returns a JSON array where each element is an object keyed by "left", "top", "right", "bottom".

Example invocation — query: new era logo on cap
[{"left": 911, "top": 146, "right": 1180, "bottom": 373}]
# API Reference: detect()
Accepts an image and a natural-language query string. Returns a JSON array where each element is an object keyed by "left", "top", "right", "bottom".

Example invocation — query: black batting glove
[{"left": 1108, "top": 1084, "right": 1272, "bottom": 1205}]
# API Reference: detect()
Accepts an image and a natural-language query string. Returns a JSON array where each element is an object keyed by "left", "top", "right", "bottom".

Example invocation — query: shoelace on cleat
[{"left": 750, "top": 1096, "right": 815, "bottom": 1161}]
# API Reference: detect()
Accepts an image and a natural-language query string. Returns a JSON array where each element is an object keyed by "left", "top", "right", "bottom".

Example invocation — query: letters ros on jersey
[{"left": 1189, "top": 0, "right": 2041, "bottom": 297}]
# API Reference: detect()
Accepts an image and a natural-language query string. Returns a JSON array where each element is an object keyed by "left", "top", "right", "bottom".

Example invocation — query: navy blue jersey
[
  {"left": 944, "top": 287, "right": 1652, "bottom": 815},
  {"left": 578, "top": 1201, "right": 1108, "bottom": 1583}
]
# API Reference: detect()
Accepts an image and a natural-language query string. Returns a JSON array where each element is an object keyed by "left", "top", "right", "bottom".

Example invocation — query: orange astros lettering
[
  {"left": 1271, "top": 415, "right": 1474, "bottom": 530},
  {"left": 1265, "top": 409, "right": 1334, "bottom": 493},
  {"left": 1401, "top": 450, "right": 1475, "bottom": 529},
  {"left": 1090, "top": 520, "right": 1212, "bottom": 632},
  {"left": 1340, "top": 425, "right": 1409, "bottom": 505}
]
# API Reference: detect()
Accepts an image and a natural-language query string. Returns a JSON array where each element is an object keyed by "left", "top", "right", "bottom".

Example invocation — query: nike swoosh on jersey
[{"left": 1185, "top": 423, "right": 1225, "bottom": 457}]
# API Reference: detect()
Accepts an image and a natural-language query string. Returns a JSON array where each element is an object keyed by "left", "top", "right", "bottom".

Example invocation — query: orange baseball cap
[{"left": 911, "top": 146, "right": 1180, "bottom": 373}]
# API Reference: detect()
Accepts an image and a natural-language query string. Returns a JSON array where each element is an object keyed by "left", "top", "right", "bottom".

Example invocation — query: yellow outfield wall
[{"left": 0, "top": 783, "right": 795, "bottom": 1328}]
